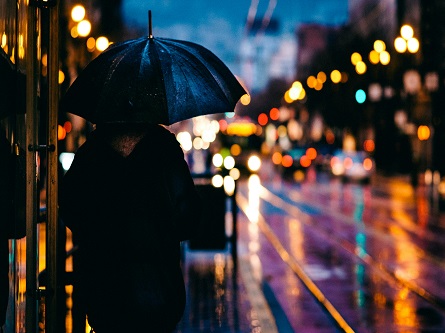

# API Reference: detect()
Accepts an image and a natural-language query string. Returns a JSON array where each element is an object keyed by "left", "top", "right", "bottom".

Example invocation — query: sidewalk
[{"left": 174, "top": 244, "right": 278, "bottom": 333}]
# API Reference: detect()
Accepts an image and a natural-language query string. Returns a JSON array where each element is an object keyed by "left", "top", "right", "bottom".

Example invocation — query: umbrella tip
[{"left": 148, "top": 10, "right": 153, "bottom": 39}]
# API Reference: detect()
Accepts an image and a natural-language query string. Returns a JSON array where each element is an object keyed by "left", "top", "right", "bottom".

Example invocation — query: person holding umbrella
[
  {"left": 58, "top": 11, "right": 246, "bottom": 333},
  {"left": 0, "top": 49, "right": 26, "bottom": 333}
]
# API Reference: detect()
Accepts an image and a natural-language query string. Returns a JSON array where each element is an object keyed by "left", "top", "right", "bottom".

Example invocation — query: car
[{"left": 329, "top": 150, "right": 375, "bottom": 183}]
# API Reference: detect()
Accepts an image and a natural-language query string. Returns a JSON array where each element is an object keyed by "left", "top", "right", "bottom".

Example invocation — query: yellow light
[
  {"left": 277, "top": 125, "right": 287, "bottom": 137},
  {"left": 407, "top": 37, "right": 419, "bottom": 53},
  {"left": 58, "top": 70, "right": 65, "bottom": 84},
  {"left": 401, "top": 25, "right": 414, "bottom": 40},
  {"left": 193, "top": 137, "right": 204, "bottom": 150},
  {"left": 284, "top": 90, "right": 293, "bottom": 104},
  {"left": 379, "top": 51, "right": 390, "bottom": 65},
  {"left": 224, "top": 156, "right": 235, "bottom": 170},
  {"left": 224, "top": 176, "right": 236, "bottom": 196},
  {"left": 226, "top": 122, "right": 257, "bottom": 136},
  {"left": 330, "top": 70, "right": 341, "bottom": 83},
  {"left": 351, "top": 52, "right": 362, "bottom": 65},
  {"left": 355, "top": 61, "right": 367, "bottom": 74},
  {"left": 394, "top": 37, "right": 407, "bottom": 53},
  {"left": 77, "top": 20, "right": 91, "bottom": 37},
  {"left": 369, "top": 50, "right": 380, "bottom": 64},
  {"left": 212, "top": 174, "right": 224, "bottom": 188},
  {"left": 417, "top": 125, "right": 430, "bottom": 141},
  {"left": 1, "top": 33, "right": 6, "bottom": 48},
  {"left": 212, "top": 153, "right": 223, "bottom": 168},
  {"left": 18, "top": 34, "right": 24, "bottom": 59},
  {"left": 96, "top": 36, "right": 110, "bottom": 52},
  {"left": 292, "top": 81, "right": 303, "bottom": 90},
  {"left": 240, "top": 94, "right": 251, "bottom": 105},
  {"left": 229, "top": 168, "right": 240, "bottom": 180},
  {"left": 71, "top": 5, "right": 86, "bottom": 22},
  {"left": 298, "top": 88, "right": 306, "bottom": 100},
  {"left": 289, "top": 86, "right": 301, "bottom": 100},
  {"left": 247, "top": 155, "right": 261, "bottom": 172},
  {"left": 373, "top": 40, "right": 386, "bottom": 53}
]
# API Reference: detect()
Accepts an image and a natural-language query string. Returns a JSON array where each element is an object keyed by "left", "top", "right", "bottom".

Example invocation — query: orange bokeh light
[
  {"left": 219, "top": 119, "right": 228, "bottom": 132},
  {"left": 363, "top": 158, "right": 373, "bottom": 171},
  {"left": 300, "top": 155, "right": 311, "bottom": 168},
  {"left": 344, "top": 157, "right": 353, "bottom": 169},
  {"left": 258, "top": 113, "right": 268, "bottom": 126},
  {"left": 272, "top": 152, "right": 283, "bottom": 165},
  {"left": 64, "top": 121, "right": 72, "bottom": 133},
  {"left": 363, "top": 139, "right": 375, "bottom": 152},
  {"left": 306, "top": 147, "right": 317, "bottom": 160},
  {"left": 281, "top": 155, "right": 293, "bottom": 168},
  {"left": 58, "top": 125, "right": 66, "bottom": 140},
  {"left": 269, "top": 108, "right": 280, "bottom": 121}
]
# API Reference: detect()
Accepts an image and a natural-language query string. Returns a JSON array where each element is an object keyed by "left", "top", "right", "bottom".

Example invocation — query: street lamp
[{"left": 394, "top": 24, "right": 419, "bottom": 54}]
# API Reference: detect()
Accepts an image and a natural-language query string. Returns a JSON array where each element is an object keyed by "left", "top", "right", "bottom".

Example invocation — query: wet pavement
[{"left": 173, "top": 163, "right": 445, "bottom": 332}]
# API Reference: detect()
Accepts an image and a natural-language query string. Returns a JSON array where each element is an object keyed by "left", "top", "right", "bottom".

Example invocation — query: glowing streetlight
[
  {"left": 394, "top": 37, "right": 407, "bottom": 53},
  {"left": 407, "top": 37, "right": 419, "bottom": 53},
  {"left": 96, "top": 36, "right": 110, "bottom": 52},
  {"left": 71, "top": 5, "right": 86, "bottom": 22},
  {"left": 330, "top": 70, "right": 341, "bottom": 83},
  {"left": 394, "top": 24, "right": 419, "bottom": 54},
  {"left": 77, "top": 20, "right": 91, "bottom": 37},
  {"left": 400, "top": 25, "right": 414, "bottom": 40},
  {"left": 351, "top": 52, "right": 362, "bottom": 65},
  {"left": 379, "top": 51, "right": 390, "bottom": 65},
  {"left": 373, "top": 40, "right": 386, "bottom": 53}
]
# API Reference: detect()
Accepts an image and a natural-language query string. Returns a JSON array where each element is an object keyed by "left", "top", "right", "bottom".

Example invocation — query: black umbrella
[{"left": 60, "top": 11, "right": 247, "bottom": 125}]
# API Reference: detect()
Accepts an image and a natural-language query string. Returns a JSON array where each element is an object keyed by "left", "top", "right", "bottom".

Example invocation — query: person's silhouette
[{"left": 59, "top": 122, "right": 202, "bottom": 332}]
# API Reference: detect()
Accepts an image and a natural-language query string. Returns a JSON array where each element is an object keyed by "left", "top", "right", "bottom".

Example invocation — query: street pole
[
  {"left": 46, "top": 0, "right": 61, "bottom": 332},
  {"left": 25, "top": 3, "right": 40, "bottom": 333}
]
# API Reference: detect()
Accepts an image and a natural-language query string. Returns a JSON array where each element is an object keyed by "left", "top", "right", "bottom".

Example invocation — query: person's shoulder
[{"left": 148, "top": 124, "right": 177, "bottom": 142}]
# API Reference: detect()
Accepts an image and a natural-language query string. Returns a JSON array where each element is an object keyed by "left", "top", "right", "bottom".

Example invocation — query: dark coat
[
  {"left": 0, "top": 133, "right": 13, "bottom": 328},
  {"left": 59, "top": 124, "right": 201, "bottom": 332}
]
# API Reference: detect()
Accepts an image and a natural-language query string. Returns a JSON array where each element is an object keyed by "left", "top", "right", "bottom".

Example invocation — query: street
[{"left": 232, "top": 161, "right": 445, "bottom": 332}]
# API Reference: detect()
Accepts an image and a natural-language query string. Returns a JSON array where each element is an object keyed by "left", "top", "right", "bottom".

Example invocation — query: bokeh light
[
  {"left": 71, "top": 5, "right": 86, "bottom": 22},
  {"left": 355, "top": 89, "right": 366, "bottom": 103}
]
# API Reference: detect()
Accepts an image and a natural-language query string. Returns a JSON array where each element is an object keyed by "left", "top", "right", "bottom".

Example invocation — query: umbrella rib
[{"left": 159, "top": 39, "right": 238, "bottom": 106}]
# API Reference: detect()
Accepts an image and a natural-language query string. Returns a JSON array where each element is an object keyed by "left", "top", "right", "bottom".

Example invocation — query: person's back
[{"left": 59, "top": 123, "right": 201, "bottom": 332}]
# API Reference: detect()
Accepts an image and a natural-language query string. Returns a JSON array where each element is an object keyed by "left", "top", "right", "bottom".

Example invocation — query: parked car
[{"left": 329, "top": 150, "right": 375, "bottom": 183}]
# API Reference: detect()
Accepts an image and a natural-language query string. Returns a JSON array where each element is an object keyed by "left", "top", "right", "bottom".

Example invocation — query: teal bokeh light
[{"left": 355, "top": 89, "right": 366, "bottom": 104}]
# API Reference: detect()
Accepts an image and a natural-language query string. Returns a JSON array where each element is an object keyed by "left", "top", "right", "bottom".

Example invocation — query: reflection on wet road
[{"left": 236, "top": 166, "right": 445, "bottom": 332}]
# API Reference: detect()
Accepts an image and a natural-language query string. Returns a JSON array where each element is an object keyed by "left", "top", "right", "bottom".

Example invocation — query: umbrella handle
[{"left": 148, "top": 10, "right": 153, "bottom": 39}]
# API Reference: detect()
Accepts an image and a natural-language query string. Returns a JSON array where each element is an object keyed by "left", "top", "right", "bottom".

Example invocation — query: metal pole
[
  {"left": 25, "top": 4, "right": 40, "bottom": 333},
  {"left": 46, "top": 0, "right": 60, "bottom": 332}
]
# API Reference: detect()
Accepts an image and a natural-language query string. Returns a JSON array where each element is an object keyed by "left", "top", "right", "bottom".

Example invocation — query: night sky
[{"left": 122, "top": 0, "right": 349, "bottom": 70}]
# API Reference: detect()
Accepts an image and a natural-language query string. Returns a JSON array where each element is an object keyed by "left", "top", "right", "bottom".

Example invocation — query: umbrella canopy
[{"left": 60, "top": 28, "right": 247, "bottom": 125}]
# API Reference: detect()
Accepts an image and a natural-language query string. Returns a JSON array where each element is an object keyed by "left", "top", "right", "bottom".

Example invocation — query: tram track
[
  {"left": 236, "top": 192, "right": 358, "bottom": 333},
  {"left": 243, "top": 183, "right": 445, "bottom": 315}
]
